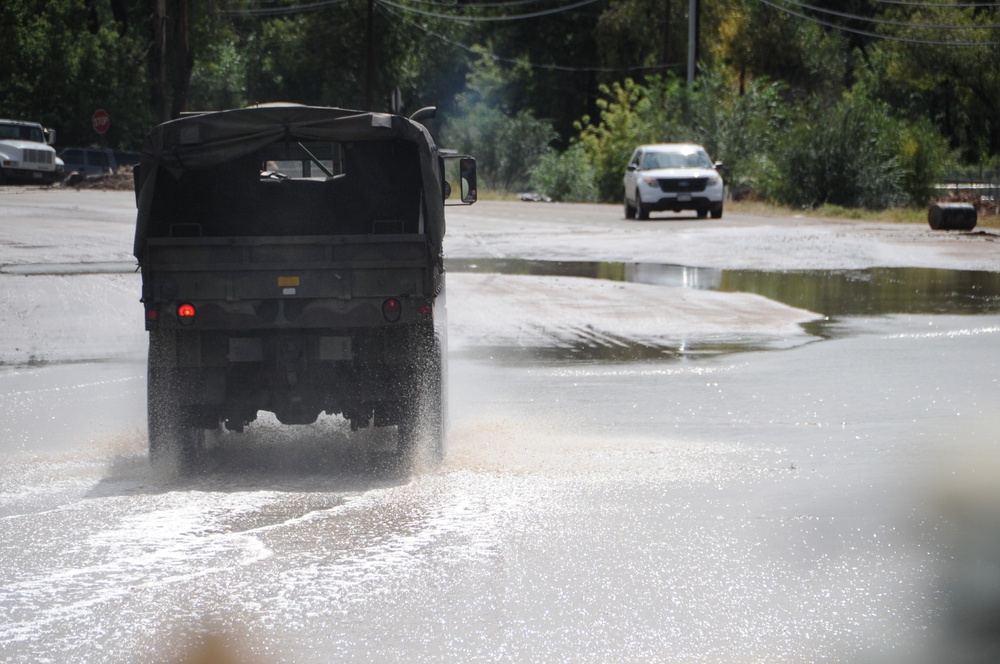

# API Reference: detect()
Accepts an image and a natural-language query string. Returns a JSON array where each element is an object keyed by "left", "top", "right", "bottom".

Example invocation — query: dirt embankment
[{"left": 62, "top": 167, "right": 135, "bottom": 191}]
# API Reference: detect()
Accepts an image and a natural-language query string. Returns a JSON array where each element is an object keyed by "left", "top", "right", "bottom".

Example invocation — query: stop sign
[{"left": 92, "top": 109, "right": 110, "bottom": 135}]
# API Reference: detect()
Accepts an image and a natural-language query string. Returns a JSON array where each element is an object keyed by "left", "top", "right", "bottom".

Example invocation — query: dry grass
[
  {"left": 480, "top": 189, "right": 998, "bottom": 228},
  {"left": 726, "top": 199, "right": 1000, "bottom": 229}
]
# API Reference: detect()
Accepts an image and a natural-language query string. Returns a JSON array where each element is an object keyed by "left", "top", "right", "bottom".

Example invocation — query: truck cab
[{"left": 0, "top": 119, "right": 61, "bottom": 184}]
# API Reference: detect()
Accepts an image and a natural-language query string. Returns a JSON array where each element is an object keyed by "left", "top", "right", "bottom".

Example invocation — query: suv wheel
[
  {"left": 624, "top": 193, "right": 636, "bottom": 219},
  {"left": 636, "top": 190, "right": 650, "bottom": 220}
]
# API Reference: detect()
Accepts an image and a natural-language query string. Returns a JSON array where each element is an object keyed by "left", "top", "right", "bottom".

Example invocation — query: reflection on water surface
[
  {"left": 447, "top": 258, "right": 1000, "bottom": 317},
  {"left": 446, "top": 258, "right": 1000, "bottom": 362}
]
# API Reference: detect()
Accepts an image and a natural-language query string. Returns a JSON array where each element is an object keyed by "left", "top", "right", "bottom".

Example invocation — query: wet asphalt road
[{"left": 1, "top": 191, "right": 999, "bottom": 663}]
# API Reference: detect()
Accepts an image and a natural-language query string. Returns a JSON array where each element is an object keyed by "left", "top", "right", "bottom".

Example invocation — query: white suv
[{"left": 623, "top": 143, "right": 724, "bottom": 220}]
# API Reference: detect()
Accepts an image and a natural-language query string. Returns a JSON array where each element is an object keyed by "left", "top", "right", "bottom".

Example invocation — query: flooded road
[{"left": 1, "top": 192, "right": 999, "bottom": 662}]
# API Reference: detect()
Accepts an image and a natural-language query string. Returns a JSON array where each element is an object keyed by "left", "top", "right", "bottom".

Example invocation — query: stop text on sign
[{"left": 92, "top": 109, "right": 110, "bottom": 135}]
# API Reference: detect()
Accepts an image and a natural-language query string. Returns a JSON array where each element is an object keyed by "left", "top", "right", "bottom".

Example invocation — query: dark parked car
[{"left": 58, "top": 147, "right": 118, "bottom": 176}]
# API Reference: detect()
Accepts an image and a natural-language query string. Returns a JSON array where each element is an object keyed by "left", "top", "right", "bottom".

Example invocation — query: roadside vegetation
[
  {"left": 3, "top": 1, "right": 998, "bottom": 217},
  {"left": 727, "top": 200, "right": 1000, "bottom": 229},
  {"left": 477, "top": 193, "right": 1000, "bottom": 229}
]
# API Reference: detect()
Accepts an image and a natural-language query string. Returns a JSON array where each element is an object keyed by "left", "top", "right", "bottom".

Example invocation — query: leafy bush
[
  {"left": 687, "top": 72, "right": 789, "bottom": 198},
  {"left": 764, "top": 93, "right": 905, "bottom": 209},
  {"left": 528, "top": 142, "right": 598, "bottom": 202},
  {"left": 576, "top": 78, "right": 691, "bottom": 202},
  {"left": 443, "top": 104, "right": 557, "bottom": 193},
  {"left": 897, "top": 117, "right": 955, "bottom": 206}
]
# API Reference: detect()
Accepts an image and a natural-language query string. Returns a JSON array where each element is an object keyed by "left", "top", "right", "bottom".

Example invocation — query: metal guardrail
[
  {"left": 936, "top": 181, "right": 998, "bottom": 190},
  {"left": 934, "top": 178, "right": 999, "bottom": 214}
]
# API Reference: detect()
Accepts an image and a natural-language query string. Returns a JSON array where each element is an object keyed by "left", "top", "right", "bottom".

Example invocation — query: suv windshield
[{"left": 642, "top": 149, "right": 712, "bottom": 170}]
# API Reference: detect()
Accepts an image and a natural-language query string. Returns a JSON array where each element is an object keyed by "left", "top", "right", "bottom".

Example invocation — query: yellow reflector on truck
[{"left": 278, "top": 276, "right": 301, "bottom": 287}]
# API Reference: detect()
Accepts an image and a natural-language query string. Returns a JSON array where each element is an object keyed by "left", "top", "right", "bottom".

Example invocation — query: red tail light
[
  {"left": 177, "top": 303, "right": 196, "bottom": 324},
  {"left": 382, "top": 298, "right": 402, "bottom": 322}
]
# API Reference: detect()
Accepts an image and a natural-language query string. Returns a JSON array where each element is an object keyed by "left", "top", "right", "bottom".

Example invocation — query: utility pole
[
  {"left": 687, "top": 0, "right": 699, "bottom": 85},
  {"left": 170, "top": 0, "right": 191, "bottom": 119},
  {"left": 663, "top": 0, "right": 671, "bottom": 78},
  {"left": 153, "top": 0, "right": 168, "bottom": 123},
  {"left": 365, "top": 0, "right": 374, "bottom": 111}
]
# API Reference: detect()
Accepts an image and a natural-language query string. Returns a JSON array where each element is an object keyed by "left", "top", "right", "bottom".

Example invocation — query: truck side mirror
[
  {"left": 460, "top": 157, "right": 477, "bottom": 204},
  {"left": 45, "top": 128, "right": 56, "bottom": 146},
  {"left": 442, "top": 154, "right": 477, "bottom": 206}
]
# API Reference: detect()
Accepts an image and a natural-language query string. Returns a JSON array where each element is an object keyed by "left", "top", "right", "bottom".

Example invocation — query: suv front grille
[{"left": 656, "top": 177, "right": 708, "bottom": 193}]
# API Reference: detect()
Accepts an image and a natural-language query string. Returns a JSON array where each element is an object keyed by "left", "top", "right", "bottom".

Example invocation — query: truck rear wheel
[
  {"left": 398, "top": 334, "right": 445, "bottom": 468},
  {"left": 147, "top": 333, "right": 203, "bottom": 475}
]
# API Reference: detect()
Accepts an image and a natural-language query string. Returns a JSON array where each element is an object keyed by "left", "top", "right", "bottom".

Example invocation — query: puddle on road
[
  {"left": 446, "top": 258, "right": 1000, "bottom": 362},
  {"left": 446, "top": 258, "right": 1000, "bottom": 317},
  {"left": 8, "top": 258, "right": 995, "bottom": 363}
]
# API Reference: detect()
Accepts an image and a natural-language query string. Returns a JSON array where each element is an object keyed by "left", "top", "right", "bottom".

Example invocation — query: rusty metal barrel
[{"left": 928, "top": 203, "right": 977, "bottom": 231}]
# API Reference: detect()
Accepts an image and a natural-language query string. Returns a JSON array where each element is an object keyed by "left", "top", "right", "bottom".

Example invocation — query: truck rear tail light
[
  {"left": 382, "top": 298, "right": 402, "bottom": 322},
  {"left": 177, "top": 303, "right": 196, "bottom": 324},
  {"left": 418, "top": 302, "right": 432, "bottom": 317}
]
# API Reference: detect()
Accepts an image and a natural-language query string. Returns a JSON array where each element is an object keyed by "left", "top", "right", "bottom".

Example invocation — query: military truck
[{"left": 133, "top": 104, "right": 476, "bottom": 472}]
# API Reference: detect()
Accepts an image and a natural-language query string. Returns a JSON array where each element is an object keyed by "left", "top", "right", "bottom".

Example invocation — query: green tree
[
  {"left": 711, "top": 0, "right": 852, "bottom": 100},
  {"left": 858, "top": 3, "right": 1000, "bottom": 159},
  {"left": 0, "top": 0, "right": 150, "bottom": 148},
  {"left": 441, "top": 46, "right": 557, "bottom": 192},
  {"left": 529, "top": 142, "right": 598, "bottom": 202}
]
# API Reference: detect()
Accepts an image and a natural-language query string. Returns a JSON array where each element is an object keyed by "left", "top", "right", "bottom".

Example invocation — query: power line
[
  {"left": 871, "top": 0, "right": 999, "bottom": 7},
  {"left": 376, "top": 0, "right": 600, "bottom": 22},
  {"left": 400, "top": 0, "right": 579, "bottom": 8},
  {"left": 757, "top": 0, "right": 1000, "bottom": 45},
  {"left": 778, "top": 0, "right": 1000, "bottom": 30},
  {"left": 225, "top": 0, "right": 597, "bottom": 18},
  {"left": 221, "top": 0, "right": 351, "bottom": 15},
  {"left": 378, "top": 2, "right": 682, "bottom": 72}
]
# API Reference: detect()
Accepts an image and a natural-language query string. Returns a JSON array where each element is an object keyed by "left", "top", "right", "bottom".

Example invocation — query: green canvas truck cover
[{"left": 133, "top": 104, "right": 445, "bottom": 259}]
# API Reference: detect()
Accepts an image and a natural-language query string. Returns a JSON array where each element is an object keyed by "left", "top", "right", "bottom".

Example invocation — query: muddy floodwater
[{"left": 1, "top": 192, "right": 999, "bottom": 663}]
